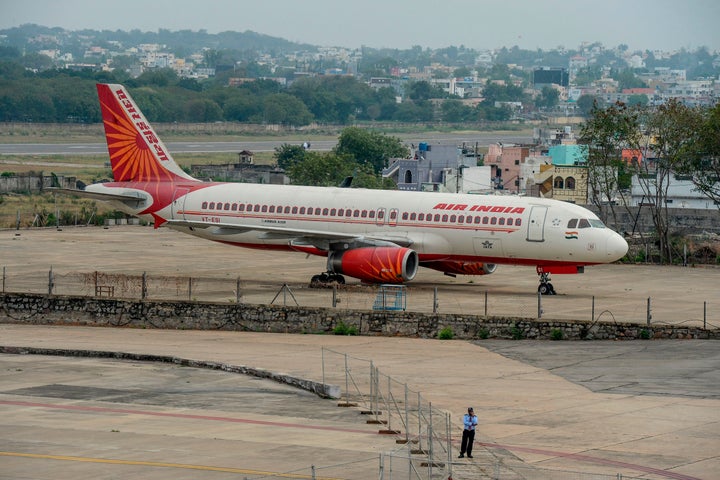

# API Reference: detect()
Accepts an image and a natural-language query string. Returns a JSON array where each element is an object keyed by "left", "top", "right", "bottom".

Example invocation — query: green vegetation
[
  {"left": 550, "top": 328, "right": 564, "bottom": 341},
  {"left": 332, "top": 321, "right": 358, "bottom": 336},
  {"left": 438, "top": 326, "right": 454, "bottom": 340}
]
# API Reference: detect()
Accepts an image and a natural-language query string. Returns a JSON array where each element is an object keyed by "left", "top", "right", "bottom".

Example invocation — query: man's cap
[{"left": 468, "top": 407, "right": 473, "bottom": 411}]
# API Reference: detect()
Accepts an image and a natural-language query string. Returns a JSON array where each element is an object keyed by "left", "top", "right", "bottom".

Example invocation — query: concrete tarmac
[{"left": 1, "top": 226, "right": 719, "bottom": 479}]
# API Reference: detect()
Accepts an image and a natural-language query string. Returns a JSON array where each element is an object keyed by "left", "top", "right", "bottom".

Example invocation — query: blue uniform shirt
[{"left": 463, "top": 413, "right": 478, "bottom": 431}]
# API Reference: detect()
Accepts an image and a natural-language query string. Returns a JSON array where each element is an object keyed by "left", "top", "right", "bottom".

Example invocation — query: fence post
[
  {"left": 537, "top": 291, "right": 542, "bottom": 319},
  {"left": 427, "top": 402, "right": 433, "bottom": 478},
  {"left": 141, "top": 271, "right": 147, "bottom": 300},
  {"left": 404, "top": 383, "right": 409, "bottom": 444},
  {"left": 236, "top": 277, "right": 241, "bottom": 303},
  {"left": 433, "top": 287, "right": 438, "bottom": 313},
  {"left": 446, "top": 412, "right": 452, "bottom": 478},
  {"left": 591, "top": 295, "right": 595, "bottom": 322},
  {"left": 188, "top": 277, "right": 192, "bottom": 301},
  {"left": 2, "top": 266, "right": 6, "bottom": 293},
  {"left": 332, "top": 284, "right": 337, "bottom": 308},
  {"left": 484, "top": 290, "right": 488, "bottom": 318},
  {"left": 647, "top": 297, "right": 652, "bottom": 326},
  {"left": 704, "top": 301, "right": 707, "bottom": 329},
  {"left": 48, "top": 267, "right": 54, "bottom": 295}
]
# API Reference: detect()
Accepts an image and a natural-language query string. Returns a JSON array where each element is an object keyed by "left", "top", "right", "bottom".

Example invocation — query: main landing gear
[
  {"left": 538, "top": 272, "right": 556, "bottom": 295},
  {"left": 310, "top": 272, "right": 346, "bottom": 287}
]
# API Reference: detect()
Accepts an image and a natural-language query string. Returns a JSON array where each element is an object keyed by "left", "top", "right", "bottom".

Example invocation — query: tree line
[{"left": 0, "top": 60, "right": 535, "bottom": 125}]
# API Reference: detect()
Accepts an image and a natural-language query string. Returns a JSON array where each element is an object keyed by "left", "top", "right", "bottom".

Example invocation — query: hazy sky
[{"left": 2, "top": 0, "right": 719, "bottom": 52}]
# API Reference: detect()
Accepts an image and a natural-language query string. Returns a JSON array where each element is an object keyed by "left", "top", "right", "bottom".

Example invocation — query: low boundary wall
[{"left": 1, "top": 293, "right": 717, "bottom": 340}]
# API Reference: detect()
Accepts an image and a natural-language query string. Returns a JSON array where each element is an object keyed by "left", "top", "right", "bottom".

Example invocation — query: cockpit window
[
  {"left": 578, "top": 219, "right": 591, "bottom": 228},
  {"left": 589, "top": 219, "right": 606, "bottom": 228},
  {"left": 567, "top": 218, "right": 578, "bottom": 228}
]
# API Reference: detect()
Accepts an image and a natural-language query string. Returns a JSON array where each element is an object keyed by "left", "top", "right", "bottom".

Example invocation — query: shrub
[
  {"left": 639, "top": 328, "right": 652, "bottom": 340},
  {"left": 510, "top": 324, "right": 525, "bottom": 340},
  {"left": 438, "top": 326, "right": 454, "bottom": 340},
  {"left": 477, "top": 327, "right": 489, "bottom": 339},
  {"left": 550, "top": 328, "right": 564, "bottom": 340},
  {"left": 333, "top": 321, "right": 358, "bottom": 336}
]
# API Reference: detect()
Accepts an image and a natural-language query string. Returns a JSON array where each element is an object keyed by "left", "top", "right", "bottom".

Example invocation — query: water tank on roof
[{"left": 419, "top": 142, "right": 428, "bottom": 151}]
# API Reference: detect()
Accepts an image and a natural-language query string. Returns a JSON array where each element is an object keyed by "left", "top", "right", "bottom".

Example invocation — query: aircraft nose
[{"left": 606, "top": 232, "right": 629, "bottom": 261}]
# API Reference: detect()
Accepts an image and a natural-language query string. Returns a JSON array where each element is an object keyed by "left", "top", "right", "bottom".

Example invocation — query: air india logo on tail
[{"left": 96, "top": 83, "right": 193, "bottom": 184}]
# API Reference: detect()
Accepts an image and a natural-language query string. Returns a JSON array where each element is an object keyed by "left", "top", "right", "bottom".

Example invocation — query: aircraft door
[
  {"left": 527, "top": 206, "right": 547, "bottom": 242},
  {"left": 172, "top": 188, "right": 190, "bottom": 220}
]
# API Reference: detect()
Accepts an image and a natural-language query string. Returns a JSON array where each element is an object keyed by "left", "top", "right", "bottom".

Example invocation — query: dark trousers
[{"left": 460, "top": 428, "right": 475, "bottom": 455}]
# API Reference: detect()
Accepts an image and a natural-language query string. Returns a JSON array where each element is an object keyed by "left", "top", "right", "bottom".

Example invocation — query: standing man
[{"left": 458, "top": 407, "right": 478, "bottom": 458}]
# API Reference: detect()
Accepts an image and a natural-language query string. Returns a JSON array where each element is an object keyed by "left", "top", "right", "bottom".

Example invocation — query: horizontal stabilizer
[{"left": 47, "top": 187, "right": 147, "bottom": 208}]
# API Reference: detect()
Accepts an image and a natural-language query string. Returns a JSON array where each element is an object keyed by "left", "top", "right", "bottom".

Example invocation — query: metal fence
[{"left": 1, "top": 266, "right": 716, "bottom": 329}]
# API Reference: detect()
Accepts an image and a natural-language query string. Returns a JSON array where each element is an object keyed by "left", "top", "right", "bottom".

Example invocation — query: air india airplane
[{"left": 69, "top": 83, "right": 628, "bottom": 294}]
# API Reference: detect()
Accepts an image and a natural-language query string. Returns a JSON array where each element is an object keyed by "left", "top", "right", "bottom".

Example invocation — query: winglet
[{"left": 96, "top": 83, "right": 196, "bottom": 183}]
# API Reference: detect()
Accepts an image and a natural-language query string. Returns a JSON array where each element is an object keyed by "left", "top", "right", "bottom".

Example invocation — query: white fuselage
[{"left": 89, "top": 181, "right": 629, "bottom": 267}]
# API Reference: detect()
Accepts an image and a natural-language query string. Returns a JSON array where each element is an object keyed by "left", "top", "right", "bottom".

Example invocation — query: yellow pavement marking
[{"left": 0, "top": 451, "right": 343, "bottom": 479}]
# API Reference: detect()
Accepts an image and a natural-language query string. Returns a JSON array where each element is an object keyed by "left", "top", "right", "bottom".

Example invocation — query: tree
[
  {"left": 274, "top": 143, "right": 307, "bottom": 170},
  {"left": 286, "top": 151, "right": 354, "bottom": 186},
  {"left": 577, "top": 94, "right": 603, "bottom": 116},
  {"left": 334, "top": 127, "right": 408, "bottom": 173},
  {"left": 536, "top": 86, "right": 559, "bottom": 109},
  {"left": 678, "top": 103, "right": 720, "bottom": 208}
]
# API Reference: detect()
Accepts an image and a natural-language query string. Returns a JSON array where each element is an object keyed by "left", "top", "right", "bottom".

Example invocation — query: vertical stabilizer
[{"left": 96, "top": 83, "right": 197, "bottom": 183}]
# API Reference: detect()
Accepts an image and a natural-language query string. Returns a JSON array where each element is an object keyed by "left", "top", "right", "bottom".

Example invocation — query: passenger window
[
  {"left": 269, "top": 206, "right": 275, "bottom": 213},
  {"left": 568, "top": 219, "right": 578, "bottom": 228},
  {"left": 418, "top": 213, "right": 425, "bottom": 221},
  {"left": 482, "top": 217, "right": 489, "bottom": 224},
  {"left": 330, "top": 208, "right": 336, "bottom": 216},
  {"left": 378, "top": 210, "right": 385, "bottom": 219},
  {"left": 231, "top": 204, "right": 238, "bottom": 211},
  {"left": 315, "top": 208, "right": 322, "bottom": 215},
  {"left": 238, "top": 204, "right": 245, "bottom": 212},
  {"left": 578, "top": 219, "right": 591, "bottom": 228},
  {"left": 322, "top": 208, "right": 329, "bottom": 215},
  {"left": 338, "top": 209, "right": 344, "bottom": 216},
  {"left": 346, "top": 210, "right": 352, "bottom": 217},
  {"left": 202, "top": 201, "right": 208, "bottom": 209},
  {"left": 224, "top": 203, "right": 230, "bottom": 211},
  {"left": 354, "top": 210, "right": 360, "bottom": 217},
  {"left": 292, "top": 206, "right": 298, "bottom": 214},
  {"left": 209, "top": 202, "right": 215, "bottom": 209},
  {"left": 491, "top": 217, "right": 497, "bottom": 225},
  {"left": 361, "top": 210, "right": 368, "bottom": 218},
  {"left": 299, "top": 207, "right": 306, "bottom": 214},
  {"left": 254, "top": 205, "right": 261, "bottom": 212},
  {"left": 449, "top": 215, "right": 456, "bottom": 222},
  {"left": 499, "top": 217, "right": 505, "bottom": 225},
  {"left": 410, "top": 213, "right": 417, "bottom": 221},
  {"left": 474, "top": 216, "right": 481, "bottom": 224},
  {"left": 369, "top": 211, "right": 375, "bottom": 218},
  {"left": 515, "top": 218, "right": 522, "bottom": 226},
  {"left": 261, "top": 205, "right": 267, "bottom": 212}
]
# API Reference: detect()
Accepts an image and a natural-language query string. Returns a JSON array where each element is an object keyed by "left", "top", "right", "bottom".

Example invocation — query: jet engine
[
  {"left": 328, "top": 247, "right": 419, "bottom": 284},
  {"left": 423, "top": 260, "right": 497, "bottom": 276}
]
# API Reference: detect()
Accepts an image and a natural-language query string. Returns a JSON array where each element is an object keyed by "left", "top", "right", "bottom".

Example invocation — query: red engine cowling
[
  {"left": 329, "top": 247, "right": 419, "bottom": 284},
  {"left": 423, "top": 260, "right": 497, "bottom": 276}
]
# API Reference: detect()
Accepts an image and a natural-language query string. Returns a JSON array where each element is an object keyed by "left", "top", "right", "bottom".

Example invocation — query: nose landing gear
[{"left": 538, "top": 272, "right": 556, "bottom": 295}]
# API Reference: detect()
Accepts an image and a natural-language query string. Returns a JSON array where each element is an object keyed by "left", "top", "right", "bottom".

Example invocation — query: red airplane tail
[{"left": 96, "top": 83, "right": 197, "bottom": 184}]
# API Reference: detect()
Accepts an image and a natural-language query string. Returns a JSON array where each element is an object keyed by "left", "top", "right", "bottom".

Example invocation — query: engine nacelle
[
  {"left": 329, "top": 247, "right": 419, "bottom": 284},
  {"left": 423, "top": 260, "right": 497, "bottom": 276}
]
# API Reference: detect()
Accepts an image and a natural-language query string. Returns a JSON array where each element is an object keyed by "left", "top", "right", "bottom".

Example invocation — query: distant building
[{"left": 533, "top": 67, "right": 569, "bottom": 88}]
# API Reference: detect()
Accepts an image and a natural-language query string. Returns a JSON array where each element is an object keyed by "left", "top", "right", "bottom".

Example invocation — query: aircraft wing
[{"left": 164, "top": 219, "right": 414, "bottom": 249}]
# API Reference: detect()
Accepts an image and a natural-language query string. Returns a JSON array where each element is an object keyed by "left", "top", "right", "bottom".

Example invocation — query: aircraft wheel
[
  {"left": 547, "top": 283, "right": 556, "bottom": 295},
  {"left": 310, "top": 274, "right": 323, "bottom": 286},
  {"left": 538, "top": 283, "right": 550, "bottom": 295},
  {"left": 332, "top": 274, "right": 346, "bottom": 284}
]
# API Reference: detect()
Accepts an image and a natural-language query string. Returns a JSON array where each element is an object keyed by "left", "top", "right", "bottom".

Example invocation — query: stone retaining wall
[{"left": 1, "top": 293, "right": 716, "bottom": 340}]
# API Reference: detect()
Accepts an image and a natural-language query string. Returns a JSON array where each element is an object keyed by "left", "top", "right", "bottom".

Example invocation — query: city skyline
[{"left": 2, "top": 0, "right": 719, "bottom": 53}]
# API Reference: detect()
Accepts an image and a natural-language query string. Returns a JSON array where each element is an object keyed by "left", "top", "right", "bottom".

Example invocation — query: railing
[{"left": 1, "top": 266, "right": 716, "bottom": 330}]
